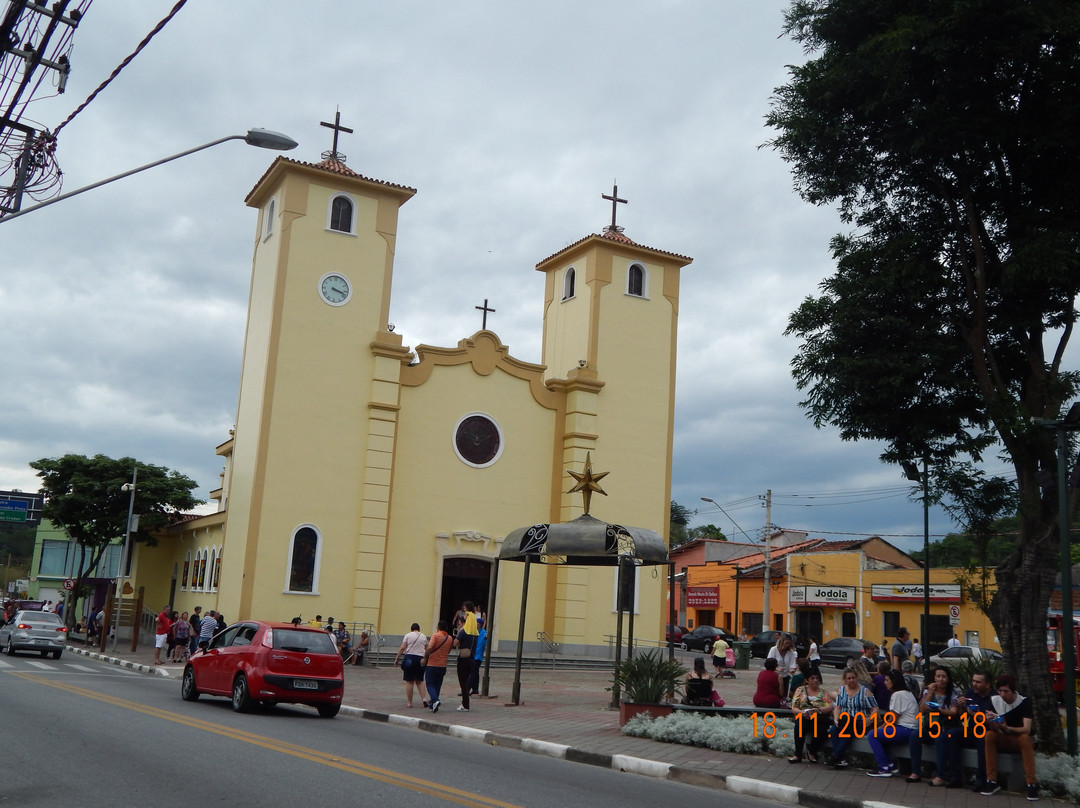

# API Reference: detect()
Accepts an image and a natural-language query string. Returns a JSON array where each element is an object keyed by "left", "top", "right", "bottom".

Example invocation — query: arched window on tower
[
  {"left": 328, "top": 194, "right": 355, "bottom": 234},
  {"left": 181, "top": 551, "right": 191, "bottom": 590},
  {"left": 627, "top": 263, "right": 647, "bottom": 298},
  {"left": 263, "top": 198, "right": 275, "bottom": 240},
  {"left": 562, "top": 266, "right": 576, "bottom": 300},
  {"left": 287, "top": 525, "right": 321, "bottom": 593}
]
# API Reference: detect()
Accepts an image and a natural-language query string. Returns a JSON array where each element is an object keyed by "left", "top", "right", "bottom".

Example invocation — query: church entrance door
[{"left": 440, "top": 557, "right": 491, "bottom": 627}]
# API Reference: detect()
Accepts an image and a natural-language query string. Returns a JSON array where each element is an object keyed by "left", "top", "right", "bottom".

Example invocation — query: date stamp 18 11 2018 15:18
[{"left": 750, "top": 710, "right": 990, "bottom": 739}]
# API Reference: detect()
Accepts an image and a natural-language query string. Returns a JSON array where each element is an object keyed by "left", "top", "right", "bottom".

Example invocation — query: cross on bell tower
[
  {"left": 320, "top": 109, "right": 354, "bottom": 163},
  {"left": 602, "top": 181, "right": 628, "bottom": 233}
]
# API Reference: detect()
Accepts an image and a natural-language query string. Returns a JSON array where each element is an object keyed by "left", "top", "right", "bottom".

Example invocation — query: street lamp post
[
  {"left": 902, "top": 459, "right": 931, "bottom": 658},
  {"left": 1034, "top": 402, "right": 1080, "bottom": 756},
  {"left": 701, "top": 496, "right": 752, "bottom": 635},
  {"left": 701, "top": 494, "right": 770, "bottom": 633},
  {"left": 110, "top": 468, "right": 137, "bottom": 651},
  {"left": 1, "top": 128, "right": 298, "bottom": 223}
]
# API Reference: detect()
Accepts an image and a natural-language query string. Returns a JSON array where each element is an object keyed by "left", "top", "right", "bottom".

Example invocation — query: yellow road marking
[{"left": 15, "top": 672, "right": 521, "bottom": 808}]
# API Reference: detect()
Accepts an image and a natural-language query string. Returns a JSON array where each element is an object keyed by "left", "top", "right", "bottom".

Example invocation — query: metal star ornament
[{"left": 566, "top": 453, "right": 609, "bottom": 515}]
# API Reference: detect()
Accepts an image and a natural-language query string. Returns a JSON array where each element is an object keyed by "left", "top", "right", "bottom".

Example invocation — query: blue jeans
[
  {"left": 910, "top": 724, "right": 960, "bottom": 781},
  {"left": 828, "top": 721, "right": 856, "bottom": 761},
  {"left": 425, "top": 665, "right": 447, "bottom": 704},
  {"left": 867, "top": 724, "right": 914, "bottom": 769}
]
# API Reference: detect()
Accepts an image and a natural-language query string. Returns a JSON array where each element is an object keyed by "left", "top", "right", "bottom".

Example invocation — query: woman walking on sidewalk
[{"left": 393, "top": 622, "right": 428, "bottom": 708}]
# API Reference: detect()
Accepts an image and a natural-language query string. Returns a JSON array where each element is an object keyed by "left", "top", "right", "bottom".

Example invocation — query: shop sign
[
  {"left": 871, "top": 584, "right": 962, "bottom": 602},
  {"left": 789, "top": 586, "right": 855, "bottom": 608},
  {"left": 687, "top": 586, "right": 719, "bottom": 608}
]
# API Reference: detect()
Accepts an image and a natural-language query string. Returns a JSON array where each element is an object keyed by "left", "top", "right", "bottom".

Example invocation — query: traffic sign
[
  {"left": 0, "top": 500, "right": 27, "bottom": 522},
  {"left": 63, "top": 579, "right": 75, "bottom": 591},
  {"left": 949, "top": 604, "right": 960, "bottom": 625}
]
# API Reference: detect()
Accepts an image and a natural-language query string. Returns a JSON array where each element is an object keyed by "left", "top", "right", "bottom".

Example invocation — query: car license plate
[{"left": 293, "top": 679, "right": 318, "bottom": 690}]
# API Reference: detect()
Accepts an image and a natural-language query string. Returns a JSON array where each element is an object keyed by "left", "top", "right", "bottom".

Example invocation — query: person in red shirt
[{"left": 153, "top": 605, "right": 172, "bottom": 665}]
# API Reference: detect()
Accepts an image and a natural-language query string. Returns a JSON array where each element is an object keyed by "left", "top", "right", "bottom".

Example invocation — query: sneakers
[
  {"left": 430, "top": 700, "right": 440, "bottom": 713},
  {"left": 456, "top": 705, "right": 469, "bottom": 712},
  {"left": 1026, "top": 784, "right": 1039, "bottom": 801},
  {"left": 867, "top": 768, "right": 893, "bottom": 777},
  {"left": 980, "top": 781, "right": 1001, "bottom": 796},
  {"left": 972, "top": 781, "right": 988, "bottom": 793},
  {"left": 827, "top": 758, "right": 849, "bottom": 770},
  {"left": 883, "top": 763, "right": 897, "bottom": 773}
]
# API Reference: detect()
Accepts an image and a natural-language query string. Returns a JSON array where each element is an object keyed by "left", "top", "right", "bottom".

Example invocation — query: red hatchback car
[{"left": 181, "top": 621, "right": 344, "bottom": 717}]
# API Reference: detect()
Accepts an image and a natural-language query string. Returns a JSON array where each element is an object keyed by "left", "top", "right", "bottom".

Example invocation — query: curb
[
  {"left": 341, "top": 702, "right": 891, "bottom": 808},
  {"left": 68, "top": 645, "right": 172, "bottom": 677}
]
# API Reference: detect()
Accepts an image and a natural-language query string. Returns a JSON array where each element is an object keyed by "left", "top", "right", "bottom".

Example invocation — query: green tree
[
  {"left": 768, "top": 0, "right": 1080, "bottom": 749},
  {"left": 688, "top": 524, "right": 728, "bottom": 541},
  {"left": 669, "top": 500, "right": 692, "bottom": 547},
  {"left": 31, "top": 454, "right": 202, "bottom": 627}
]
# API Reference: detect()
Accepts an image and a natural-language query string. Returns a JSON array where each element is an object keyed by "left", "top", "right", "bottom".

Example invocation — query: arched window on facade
[
  {"left": 562, "top": 266, "right": 576, "bottom": 300},
  {"left": 197, "top": 549, "right": 207, "bottom": 590},
  {"left": 208, "top": 548, "right": 217, "bottom": 592},
  {"left": 182, "top": 551, "right": 191, "bottom": 590},
  {"left": 287, "top": 525, "right": 321, "bottom": 593},
  {"left": 627, "top": 263, "right": 647, "bottom": 297},
  {"left": 328, "top": 194, "right": 355, "bottom": 233}
]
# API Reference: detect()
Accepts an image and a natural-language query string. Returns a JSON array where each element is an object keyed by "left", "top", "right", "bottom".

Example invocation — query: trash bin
[{"left": 733, "top": 641, "right": 751, "bottom": 670}]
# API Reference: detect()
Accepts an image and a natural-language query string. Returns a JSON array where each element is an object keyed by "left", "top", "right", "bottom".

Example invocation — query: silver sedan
[{"left": 0, "top": 610, "right": 68, "bottom": 659}]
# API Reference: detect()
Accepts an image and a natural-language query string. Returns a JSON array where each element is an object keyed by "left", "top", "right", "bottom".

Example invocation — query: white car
[
  {"left": 928, "top": 645, "right": 1003, "bottom": 669},
  {"left": 0, "top": 610, "right": 68, "bottom": 659}
]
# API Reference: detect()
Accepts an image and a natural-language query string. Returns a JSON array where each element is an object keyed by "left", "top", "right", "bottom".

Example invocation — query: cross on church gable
[
  {"left": 475, "top": 298, "right": 495, "bottom": 330},
  {"left": 320, "top": 109, "right": 354, "bottom": 163},
  {"left": 602, "top": 181, "right": 628, "bottom": 232}
]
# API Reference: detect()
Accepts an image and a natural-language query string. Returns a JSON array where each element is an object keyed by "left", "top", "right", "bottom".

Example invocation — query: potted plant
[{"left": 612, "top": 649, "right": 686, "bottom": 725}]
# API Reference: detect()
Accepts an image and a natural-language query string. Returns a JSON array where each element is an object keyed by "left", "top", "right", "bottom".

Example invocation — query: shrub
[
  {"left": 611, "top": 649, "right": 686, "bottom": 703},
  {"left": 945, "top": 657, "right": 1004, "bottom": 692},
  {"left": 622, "top": 711, "right": 796, "bottom": 757}
]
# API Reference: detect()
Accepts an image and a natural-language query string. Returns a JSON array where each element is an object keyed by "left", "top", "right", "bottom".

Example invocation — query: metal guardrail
[{"left": 537, "top": 631, "right": 560, "bottom": 668}]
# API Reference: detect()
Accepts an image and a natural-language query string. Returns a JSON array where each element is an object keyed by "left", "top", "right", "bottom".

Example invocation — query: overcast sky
[{"left": 2, "top": 0, "right": 1022, "bottom": 553}]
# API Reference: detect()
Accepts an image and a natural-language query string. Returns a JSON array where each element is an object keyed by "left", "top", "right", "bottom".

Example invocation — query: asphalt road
[{"left": 0, "top": 653, "right": 787, "bottom": 808}]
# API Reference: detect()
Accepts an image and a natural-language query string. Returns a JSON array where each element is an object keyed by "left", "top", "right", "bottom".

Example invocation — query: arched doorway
[{"left": 439, "top": 557, "right": 491, "bottom": 626}]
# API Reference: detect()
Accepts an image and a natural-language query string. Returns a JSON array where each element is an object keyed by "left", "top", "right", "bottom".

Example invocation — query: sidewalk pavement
[{"left": 68, "top": 640, "right": 1052, "bottom": 808}]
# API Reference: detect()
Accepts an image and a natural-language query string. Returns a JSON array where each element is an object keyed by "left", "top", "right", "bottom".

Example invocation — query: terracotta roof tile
[
  {"left": 245, "top": 155, "right": 417, "bottom": 204},
  {"left": 535, "top": 231, "right": 692, "bottom": 268}
]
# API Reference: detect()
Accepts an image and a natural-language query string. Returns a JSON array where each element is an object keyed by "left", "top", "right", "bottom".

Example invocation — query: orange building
[{"left": 674, "top": 532, "right": 1000, "bottom": 657}]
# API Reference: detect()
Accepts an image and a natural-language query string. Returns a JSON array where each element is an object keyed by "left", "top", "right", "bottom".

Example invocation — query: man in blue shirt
[{"left": 958, "top": 669, "right": 995, "bottom": 792}]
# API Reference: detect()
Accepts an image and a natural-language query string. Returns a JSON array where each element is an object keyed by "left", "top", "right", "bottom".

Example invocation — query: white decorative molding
[{"left": 435, "top": 530, "right": 504, "bottom": 557}]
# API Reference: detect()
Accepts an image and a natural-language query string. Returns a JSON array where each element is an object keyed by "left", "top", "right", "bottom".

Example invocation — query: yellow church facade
[{"left": 138, "top": 154, "right": 690, "bottom": 654}]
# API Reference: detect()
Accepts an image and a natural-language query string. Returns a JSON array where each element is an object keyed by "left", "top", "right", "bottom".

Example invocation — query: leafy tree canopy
[
  {"left": 688, "top": 524, "right": 728, "bottom": 541},
  {"left": 669, "top": 500, "right": 693, "bottom": 547},
  {"left": 30, "top": 453, "right": 201, "bottom": 619},
  {"left": 768, "top": 0, "right": 1080, "bottom": 749}
]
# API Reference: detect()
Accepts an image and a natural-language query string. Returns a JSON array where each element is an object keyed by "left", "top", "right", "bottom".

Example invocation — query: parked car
[
  {"left": 679, "top": 625, "right": 737, "bottom": 653},
  {"left": 666, "top": 624, "right": 688, "bottom": 646},
  {"left": 0, "top": 609, "right": 67, "bottom": 658},
  {"left": 181, "top": 620, "right": 344, "bottom": 717},
  {"left": 928, "top": 645, "right": 1004, "bottom": 669},
  {"left": 817, "top": 636, "right": 869, "bottom": 668},
  {"left": 747, "top": 630, "right": 808, "bottom": 659}
]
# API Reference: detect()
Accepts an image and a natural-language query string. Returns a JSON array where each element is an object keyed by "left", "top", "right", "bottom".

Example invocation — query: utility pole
[{"left": 762, "top": 489, "right": 772, "bottom": 634}]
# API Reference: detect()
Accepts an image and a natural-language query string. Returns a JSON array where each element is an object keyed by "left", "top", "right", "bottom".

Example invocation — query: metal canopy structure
[{"left": 496, "top": 454, "right": 669, "bottom": 705}]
